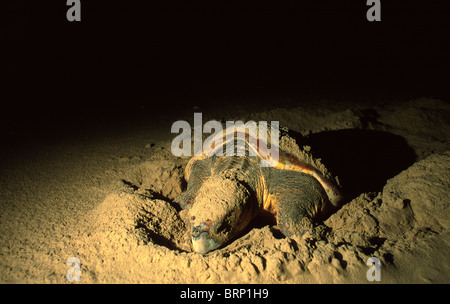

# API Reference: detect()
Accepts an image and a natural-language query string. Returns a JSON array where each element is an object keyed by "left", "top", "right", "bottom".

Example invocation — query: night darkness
[
  {"left": 2, "top": 0, "right": 450, "bottom": 285},
  {"left": 5, "top": 0, "right": 450, "bottom": 138}
]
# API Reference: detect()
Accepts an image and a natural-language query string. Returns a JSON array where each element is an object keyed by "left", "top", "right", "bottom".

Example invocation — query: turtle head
[
  {"left": 187, "top": 176, "right": 254, "bottom": 254},
  {"left": 189, "top": 218, "right": 219, "bottom": 254}
]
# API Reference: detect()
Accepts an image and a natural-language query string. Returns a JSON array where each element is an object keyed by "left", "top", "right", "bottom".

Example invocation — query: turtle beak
[{"left": 191, "top": 223, "right": 220, "bottom": 254}]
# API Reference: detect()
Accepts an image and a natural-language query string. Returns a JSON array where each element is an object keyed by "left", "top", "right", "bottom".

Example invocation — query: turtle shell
[{"left": 185, "top": 122, "right": 342, "bottom": 207}]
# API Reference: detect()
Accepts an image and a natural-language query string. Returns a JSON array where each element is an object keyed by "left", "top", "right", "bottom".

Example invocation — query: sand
[{"left": 1, "top": 97, "right": 449, "bottom": 283}]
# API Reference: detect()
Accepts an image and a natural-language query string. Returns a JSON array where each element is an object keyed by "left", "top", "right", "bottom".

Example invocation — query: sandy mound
[
  {"left": 76, "top": 146, "right": 449, "bottom": 283},
  {"left": 1, "top": 97, "right": 449, "bottom": 283}
]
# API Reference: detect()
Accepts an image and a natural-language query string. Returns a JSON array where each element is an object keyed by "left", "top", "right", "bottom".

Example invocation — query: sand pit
[{"left": 1, "top": 98, "right": 449, "bottom": 283}]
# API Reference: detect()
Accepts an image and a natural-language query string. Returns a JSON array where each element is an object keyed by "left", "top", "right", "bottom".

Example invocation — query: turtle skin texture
[{"left": 174, "top": 153, "right": 336, "bottom": 254}]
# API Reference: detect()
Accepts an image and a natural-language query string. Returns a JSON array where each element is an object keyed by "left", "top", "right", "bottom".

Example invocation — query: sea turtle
[{"left": 174, "top": 122, "right": 342, "bottom": 254}]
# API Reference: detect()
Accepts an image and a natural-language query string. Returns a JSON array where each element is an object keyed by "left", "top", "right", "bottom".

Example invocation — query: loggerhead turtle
[{"left": 174, "top": 123, "right": 342, "bottom": 254}]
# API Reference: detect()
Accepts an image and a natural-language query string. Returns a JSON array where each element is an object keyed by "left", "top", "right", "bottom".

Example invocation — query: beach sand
[{"left": 1, "top": 97, "right": 449, "bottom": 283}]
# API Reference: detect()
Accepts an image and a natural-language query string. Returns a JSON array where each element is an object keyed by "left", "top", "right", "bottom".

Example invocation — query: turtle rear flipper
[
  {"left": 267, "top": 169, "right": 332, "bottom": 237},
  {"left": 174, "top": 158, "right": 212, "bottom": 209}
]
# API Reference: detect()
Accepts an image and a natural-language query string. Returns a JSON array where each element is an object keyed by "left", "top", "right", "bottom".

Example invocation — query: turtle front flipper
[
  {"left": 267, "top": 169, "right": 333, "bottom": 238},
  {"left": 174, "top": 157, "right": 212, "bottom": 209}
]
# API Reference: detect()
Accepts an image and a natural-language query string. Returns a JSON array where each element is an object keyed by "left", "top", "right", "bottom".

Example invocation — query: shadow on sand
[{"left": 299, "top": 129, "right": 417, "bottom": 202}]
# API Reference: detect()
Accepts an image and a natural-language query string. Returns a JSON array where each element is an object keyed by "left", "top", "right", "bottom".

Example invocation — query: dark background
[{"left": 5, "top": 0, "right": 450, "bottom": 138}]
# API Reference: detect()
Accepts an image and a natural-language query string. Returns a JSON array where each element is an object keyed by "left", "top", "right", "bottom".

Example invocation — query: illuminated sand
[{"left": 1, "top": 98, "right": 449, "bottom": 283}]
